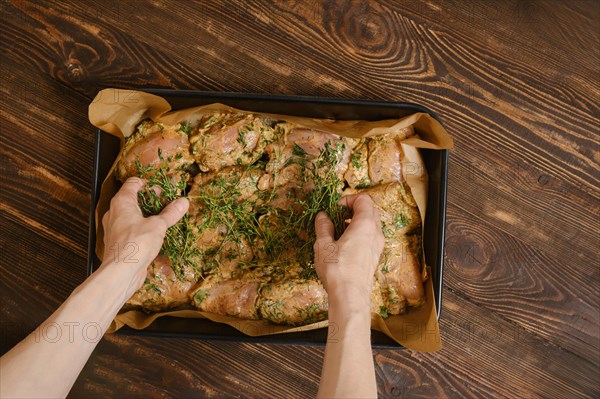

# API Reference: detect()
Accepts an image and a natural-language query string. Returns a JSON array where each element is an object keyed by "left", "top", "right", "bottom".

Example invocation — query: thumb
[
  {"left": 315, "top": 211, "right": 334, "bottom": 243},
  {"left": 155, "top": 198, "right": 189, "bottom": 228}
]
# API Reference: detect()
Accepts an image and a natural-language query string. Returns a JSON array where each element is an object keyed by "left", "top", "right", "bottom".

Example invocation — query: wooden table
[{"left": 1, "top": 1, "right": 598, "bottom": 397}]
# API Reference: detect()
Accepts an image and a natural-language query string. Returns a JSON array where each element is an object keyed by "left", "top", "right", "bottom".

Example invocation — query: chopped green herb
[
  {"left": 379, "top": 306, "right": 389, "bottom": 318},
  {"left": 292, "top": 143, "right": 308, "bottom": 157},
  {"left": 135, "top": 150, "right": 200, "bottom": 280},
  {"left": 393, "top": 213, "right": 410, "bottom": 229},
  {"left": 205, "top": 116, "right": 218, "bottom": 128},
  {"left": 237, "top": 129, "right": 247, "bottom": 145},
  {"left": 193, "top": 289, "right": 210, "bottom": 304},
  {"left": 351, "top": 152, "right": 361, "bottom": 169},
  {"left": 149, "top": 284, "right": 162, "bottom": 295},
  {"left": 179, "top": 121, "right": 192, "bottom": 135},
  {"left": 382, "top": 222, "right": 394, "bottom": 239},
  {"left": 381, "top": 263, "right": 390, "bottom": 273}
]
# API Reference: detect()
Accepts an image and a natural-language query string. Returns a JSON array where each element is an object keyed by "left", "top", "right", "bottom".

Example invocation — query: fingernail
[
  {"left": 175, "top": 198, "right": 189, "bottom": 213},
  {"left": 127, "top": 176, "right": 144, "bottom": 185}
]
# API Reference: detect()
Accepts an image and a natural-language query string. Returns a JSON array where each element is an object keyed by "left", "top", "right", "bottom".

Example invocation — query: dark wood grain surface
[{"left": 1, "top": 0, "right": 598, "bottom": 398}]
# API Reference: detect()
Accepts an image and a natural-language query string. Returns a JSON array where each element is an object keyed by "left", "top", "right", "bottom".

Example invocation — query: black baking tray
[{"left": 87, "top": 89, "right": 448, "bottom": 348}]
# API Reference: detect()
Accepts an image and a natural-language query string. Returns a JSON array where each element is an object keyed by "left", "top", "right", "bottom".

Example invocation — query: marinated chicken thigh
[
  {"left": 377, "top": 235, "right": 425, "bottom": 313},
  {"left": 116, "top": 120, "right": 194, "bottom": 182},
  {"left": 345, "top": 182, "right": 420, "bottom": 236},
  {"left": 190, "top": 113, "right": 276, "bottom": 172},
  {"left": 126, "top": 256, "right": 197, "bottom": 312},
  {"left": 345, "top": 182, "right": 425, "bottom": 314},
  {"left": 189, "top": 269, "right": 269, "bottom": 319},
  {"left": 190, "top": 276, "right": 261, "bottom": 320},
  {"left": 344, "top": 139, "right": 371, "bottom": 188},
  {"left": 121, "top": 111, "right": 427, "bottom": 325},
  {"left": 265, "top": 124, "right": 357, "bottom": 179},
  {"left": 259, "top": 279, "right": 328, "bottom": 325},
  {"left": 257, "top": 125, "right": 356, "bottom": 212},
  {"left": 344, "top": 126, "right": 414, "bottom": 188}
]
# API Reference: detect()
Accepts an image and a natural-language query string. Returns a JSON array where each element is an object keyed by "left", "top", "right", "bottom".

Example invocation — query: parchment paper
[{"left": 89, "top": 89, "right": 453, "bottom": 352}]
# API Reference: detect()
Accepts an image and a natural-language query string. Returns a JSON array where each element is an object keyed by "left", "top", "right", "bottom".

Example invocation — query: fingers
[
  {"left": 102, "top": 211, "right": 110, "bottom": 230},
  {"left": 154, "top": 197, "right": 189, "bottom": 228},
  {"left": 314, "top": 211, "right": 335, "bottom": 243},
  {"left": 340, "top": 194, "right": 384, "bottom": 243},
  {"left": 339, "top": 194, "right": 376, "bottom": 221},
  {"left": 110, "top": 177, "right": 146, "bottom": 213}
]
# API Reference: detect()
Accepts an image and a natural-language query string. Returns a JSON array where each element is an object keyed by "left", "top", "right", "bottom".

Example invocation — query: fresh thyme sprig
[
  {"left": 291, "top": 141, "right": 349, "bottom": 278},
  {"left": 134, "top": 151, "right": 200, "bottom": 281},
  {"left": 188, "top": 141, "right": 349, "bottom": 280}
]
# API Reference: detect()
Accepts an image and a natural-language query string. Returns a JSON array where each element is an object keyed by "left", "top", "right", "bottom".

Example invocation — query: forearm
[
  {"left": 0, "top": 262, "right": 138, "bottom": 399},
  {"left": 318, "top": 295, "right": 377, "bottom": 399}
]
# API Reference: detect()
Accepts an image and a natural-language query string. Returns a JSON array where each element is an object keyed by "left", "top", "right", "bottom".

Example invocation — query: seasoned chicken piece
[
  {"left": 116, "top": 120, "right": 194, "bottom": 182},
  {"left": 344, "top": 127, "right": 415, "bottom": 188},
  {"left": 190, "top": 213, "right": 228, "bottom": 252},
  {"left": 370, "top": 280, "right": 386, "bottom": 315},
  {"left": 126, "top": 256, "right": 197, "bottom": 312},
  {"left": 368, "top": 136, "right": 403, "bottom": 185},
  {"left": 213, "top": 236, "right": 255, "bottom": 278},
  {"left": 255, "top": 165, "right": 312, "bottom": 211},
  {"left": 265, "top": 124, "right": 357, "bottom": 180},
  {"left": 189, "top": 213, "right": 256, "bottom": 276},
  {"left": 344, "top": 182, "right": 424, "bottom": 314},
  {"left": 188, "top": 166, "right": 264, "bottom": 210},
  {"left": 345, "top": 182, "right": 420, "bottom": 236},
  {"left": 259, "top": 279, "right": 328, "bottom": 325},
  {"left": 189, "top": 272, "right": 265, "bottom": 319},
  {"left": 344, "top": 139, "right": 371, "bottom": 189},
  {"left": 190, "top": 113, "right": 276, "bottom": 172},
  {"left": 250, "top": 212, "right": 307, "bottom": 263},
  {"left": 259, "top": 125, "right": 356, "bottom": 211},
  {"left": 188, "top": 165, "right": 265, "bottom": 221},
  {"left": 377, "top": 235, "right": 425, "bottom": 313}
]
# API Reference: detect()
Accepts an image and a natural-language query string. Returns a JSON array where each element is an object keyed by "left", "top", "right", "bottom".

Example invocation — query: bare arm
[
  {"left": 0, "top": 178, "right": 189, "bottom": 399},
  {"left": 314, "top": 195, "right": 384, "bottom": 399}
]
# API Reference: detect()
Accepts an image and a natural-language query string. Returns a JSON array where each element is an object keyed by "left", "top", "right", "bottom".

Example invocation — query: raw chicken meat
[
  {"left": 259, "top": 279, "right": 328, "bottom": 325},
  {"left": 344, "top": 126, "right": 414, "bottom": 188},
  {"left": 120, "top": 111, "right": 427, "bottom": 325},
  {"left": 190, "top": 113, "right": 277, "bottom": 172},
  {"left": 345, "top": 182, "right": 421, "bottom": 236},
  {"left": 116, "top": 120, "right": 194, "bottom": 182},
  {"left": 378, "top": 234, "right": 425, "bottom": 312},
  {"left": 126, "top": 256, "right": 197, "bottom": 312},
  {"left": 189, "top": 273, "right": 262, "bottom": 319},
  {"left": 344, "top": 182, "right": 425, "bottom": 314}
]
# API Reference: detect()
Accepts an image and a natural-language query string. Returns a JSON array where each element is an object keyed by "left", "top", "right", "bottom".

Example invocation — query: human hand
[
  {"left": 101, "top": 177, "right": 189, "bottom": 293},
  {"left": 313, "top": 194, "right": 384, "bottom": 312}
]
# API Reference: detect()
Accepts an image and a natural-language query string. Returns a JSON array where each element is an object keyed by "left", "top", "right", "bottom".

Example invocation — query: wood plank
[
  {"left": 4, "top": 0, "right": 597, "bottom": 260},
  {"left": 444, "top": 205, "right": 600, "bottom": 362},
  {"left": 4, "top": 0, "right": 597, "bottom": 354},
  {"left": 426, "top": 290, "right": 598, "bottom": 398},
  {"left": 62, "top": 0, "right": 597, "bottom": 191},
  {"left": 0, "top": 57, "right": 93, "bottom": 254},
  {"left": 0, "top": 1, "right": 598, "bottom": 398},
  {"left": 68, "top": 289, "right": 598, "bottom": 399},
  {"left": 0, "top": 216, "right": 86, "bottom": 353}
]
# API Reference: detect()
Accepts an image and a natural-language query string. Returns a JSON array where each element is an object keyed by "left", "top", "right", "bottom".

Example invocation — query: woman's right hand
[{"left": 313, "top": 194, "right": 385, "bottom": 312}]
